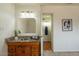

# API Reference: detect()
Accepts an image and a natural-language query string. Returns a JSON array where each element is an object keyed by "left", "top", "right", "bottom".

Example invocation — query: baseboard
[{"left": 53, "top": 50, "right": 79, "bottom": 53}]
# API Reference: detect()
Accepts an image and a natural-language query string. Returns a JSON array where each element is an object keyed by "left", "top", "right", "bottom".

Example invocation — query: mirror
[{"left": 16, "top": 18, "right": 36, "bottom": 35}]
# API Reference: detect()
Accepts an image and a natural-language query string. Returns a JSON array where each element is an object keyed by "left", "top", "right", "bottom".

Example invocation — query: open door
[{"left": 41, "top": 13, "right": 53, "bottom": 51}]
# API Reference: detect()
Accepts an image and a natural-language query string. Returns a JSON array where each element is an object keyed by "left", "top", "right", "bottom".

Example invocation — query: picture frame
[{"left": 62, "top": 19, "right": 72, "bottom": 31}]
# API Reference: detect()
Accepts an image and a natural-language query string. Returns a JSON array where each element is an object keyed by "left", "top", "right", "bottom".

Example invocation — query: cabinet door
[
  {"left": 8, "top": 45, "right": 16, "bottom": 56},
  {"left": 32, "top": 46, "right": 40, "bottom": 56},
  {"left": 32, "top": 42, "right": 40, "bottom": 56},
  {"left": 16, "top": 45, "right": 25, "bottom": 56},
  {"left": 24, "top": 46, "right": 32, "bottom": 56},
  {"left": 16, "top": 45, "right": 32, "bottom": 56}
]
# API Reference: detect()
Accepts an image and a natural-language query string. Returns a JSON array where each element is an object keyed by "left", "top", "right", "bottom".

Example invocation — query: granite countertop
[
  {"left": 6, "top": 37, "right": 40, "bottom": 43},
  {"left": 7, "top": 39, "right": 40, "bottom": 42}
]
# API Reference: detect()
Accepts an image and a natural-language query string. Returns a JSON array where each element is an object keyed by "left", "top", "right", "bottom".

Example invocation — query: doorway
[{"left": 41, "top": 13, "right": 53, "bottom": 51}]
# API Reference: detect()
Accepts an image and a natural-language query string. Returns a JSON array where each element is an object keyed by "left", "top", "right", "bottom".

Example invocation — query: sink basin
[
  {"left": 17, "top": 36, "right": 39, "bottom": 42},
  {"left": 15, "top": 39, "right": 39, "bottom": 42}
]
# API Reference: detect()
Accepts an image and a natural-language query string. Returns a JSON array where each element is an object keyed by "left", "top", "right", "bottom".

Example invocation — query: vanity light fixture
[
  {"left": 20, "top": 11, "right": 26, "bottom": 18},
  {"left": 20, "top": 10, "right": 36, "bottom": 18}
]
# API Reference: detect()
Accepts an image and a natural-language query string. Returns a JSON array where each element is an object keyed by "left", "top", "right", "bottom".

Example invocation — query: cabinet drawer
[
  {"left": 16, "top": 45, "right": 23, "bottom": 50},
  {"left": 8, "top": 45, "right": 16, "bottom": 53}
]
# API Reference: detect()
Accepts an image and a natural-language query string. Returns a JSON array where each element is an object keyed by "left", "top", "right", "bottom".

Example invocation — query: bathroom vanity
[
  {"left": 7, "top": 9, "right": 42, "bottom": 56},
  {"left": 6, "top": 37, "right": 41, "bottom": 56}
]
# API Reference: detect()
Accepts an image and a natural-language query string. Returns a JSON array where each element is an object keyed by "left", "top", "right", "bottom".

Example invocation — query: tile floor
[{"left": 44, "top": 50, "right": 79, "bottom": 56}]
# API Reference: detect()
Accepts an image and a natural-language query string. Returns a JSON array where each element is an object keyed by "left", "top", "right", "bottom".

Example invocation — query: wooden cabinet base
[{"left": 7, "top": 41, "right": 40, "bottom": 56}]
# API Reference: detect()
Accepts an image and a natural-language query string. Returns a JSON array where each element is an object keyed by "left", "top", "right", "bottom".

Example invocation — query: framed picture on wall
[{"left": 62, "top": 19, "right": 72, "bottom": 31}]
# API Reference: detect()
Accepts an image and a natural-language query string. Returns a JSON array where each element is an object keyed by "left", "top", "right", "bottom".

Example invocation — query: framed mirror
[{"left": 16, "top": 18, "right": 36, "bottom": 36}]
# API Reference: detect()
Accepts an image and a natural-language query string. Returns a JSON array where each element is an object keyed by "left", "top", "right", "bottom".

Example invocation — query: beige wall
[
  {"left": 0, "top": 4, "right": 15, "bottom": 55},
  {"left": 41, "top": 5, "right": 79, "bottom": 51}
]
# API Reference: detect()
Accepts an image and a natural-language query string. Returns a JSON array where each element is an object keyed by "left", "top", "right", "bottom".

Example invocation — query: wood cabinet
[
  {"left": 32, "top": 42, "right": 40, "bottom": 56},
  {"left": 7, "top": 41, "right": 40, "bottom": 56}
]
